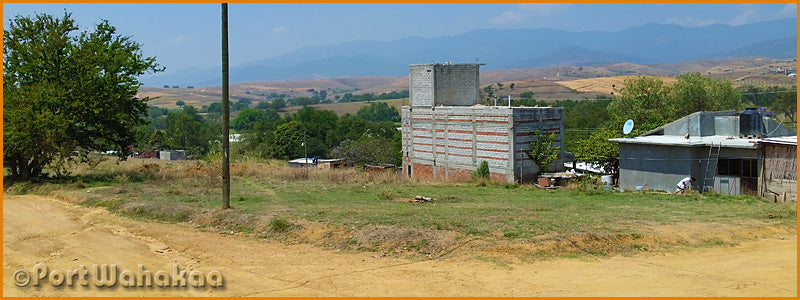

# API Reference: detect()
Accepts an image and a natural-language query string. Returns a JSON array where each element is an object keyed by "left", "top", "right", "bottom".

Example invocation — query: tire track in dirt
[{"left": 3, "top": 194, "right": 796, "bottom": 297}]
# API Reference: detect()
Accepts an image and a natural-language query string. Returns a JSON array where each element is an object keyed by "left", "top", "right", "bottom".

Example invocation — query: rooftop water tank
[{"left": 739, "top": 107, "right": 766, "bottom": 138}]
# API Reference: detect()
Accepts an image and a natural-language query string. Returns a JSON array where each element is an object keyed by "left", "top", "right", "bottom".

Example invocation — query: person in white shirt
[{"left": 675, "top": 177, "right": 695, "bottom": 195}]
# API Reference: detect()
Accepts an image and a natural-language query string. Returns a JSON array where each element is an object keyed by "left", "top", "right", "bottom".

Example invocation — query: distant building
[
  {"left": 608, "top": 109, "right": 795, "bottom": 195},
  {"left": 159, "top": 150, "right": 187, "bottom": 161},
  {"left": 402, "top": 63, "right": 568, "bottom": 183},
  {"left": 288, "top": 158, "right": 345, "bottom": 169}
]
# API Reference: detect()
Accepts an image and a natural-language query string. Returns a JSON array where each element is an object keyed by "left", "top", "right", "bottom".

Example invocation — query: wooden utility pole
[{"left": 221, "top": 3, "right": 231, "bottom": 209}]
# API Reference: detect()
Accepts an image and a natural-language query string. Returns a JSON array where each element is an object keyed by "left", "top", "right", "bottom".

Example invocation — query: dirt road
[{"left": 3, "top": 194, "right": 796, "bottom": 297}]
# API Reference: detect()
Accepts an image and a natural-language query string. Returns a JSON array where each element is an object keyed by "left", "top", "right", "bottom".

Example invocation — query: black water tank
[{"left": 739, "top": 107, "right": 766, "bottom": 137}]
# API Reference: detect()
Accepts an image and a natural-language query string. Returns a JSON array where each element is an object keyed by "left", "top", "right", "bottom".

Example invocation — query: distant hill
[
  {"left": 142, "top": 18, "right": 797, "bottom": 87},
  {"left": 140, "top": 56, "right": 797, "bottom": 108}
]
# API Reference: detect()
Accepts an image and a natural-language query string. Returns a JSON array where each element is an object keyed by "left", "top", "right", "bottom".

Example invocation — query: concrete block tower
[{"left": 402, "top": 63, "right": 567, "bottom": 183}]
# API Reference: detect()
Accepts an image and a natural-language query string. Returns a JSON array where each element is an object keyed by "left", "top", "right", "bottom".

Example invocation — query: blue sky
[{"left": 3, "top": 3, "right": 797, "bottom": 74}]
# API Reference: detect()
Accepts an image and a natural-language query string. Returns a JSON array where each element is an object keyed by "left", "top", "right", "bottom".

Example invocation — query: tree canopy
[
  {"left": 355, "top": 102, "right": 400, "bottom": 123},
  {"left": 3, "top": 12, "right": 161, "bottom": 178},
  {"left": 575, "top": 74, "right": 743, "bottom": 174}
]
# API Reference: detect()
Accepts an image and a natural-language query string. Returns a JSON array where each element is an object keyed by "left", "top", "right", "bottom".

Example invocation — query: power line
[{"left": 740, "top": 90, "right": 796, "bottom": 96}]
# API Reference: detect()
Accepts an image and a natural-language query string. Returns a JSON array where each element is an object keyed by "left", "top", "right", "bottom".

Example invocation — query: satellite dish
[{"left": 622, "top": 119, "right": 634, "bottom": 135}]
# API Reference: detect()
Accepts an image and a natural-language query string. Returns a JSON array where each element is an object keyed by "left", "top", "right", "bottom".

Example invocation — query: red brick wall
[
  {"left": 447, "top": 167, "right": 473, "bottom": 181},
  {"left": 490, "top": 172, "right": 507, "bottom": 183},
  {"left": 412, "top": 163, "right": 433, "bottom": 179},
  {"left": 434, "top": 166, "right": 446, "bottom": 180},
  {"left": 413, "top": 163, "right": 509, "bottom": 183}
]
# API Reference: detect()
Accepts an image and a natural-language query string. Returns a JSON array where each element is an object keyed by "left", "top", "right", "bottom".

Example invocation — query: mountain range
[{"left": 142, "top": 18, "right": 797, "bottom": 87}]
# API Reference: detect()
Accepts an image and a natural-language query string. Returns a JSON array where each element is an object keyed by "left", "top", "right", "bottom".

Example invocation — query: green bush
[
  {"left": 472, "top": 160, "right": 490, "bottom": 180},
  {"left": 269, "top": 217, "right": 292, "bottom": 233}
]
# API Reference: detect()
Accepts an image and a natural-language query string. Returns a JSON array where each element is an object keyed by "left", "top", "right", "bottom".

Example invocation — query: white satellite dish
[{"left": 622, "top": 119, "right": 634, "bottom": 135}]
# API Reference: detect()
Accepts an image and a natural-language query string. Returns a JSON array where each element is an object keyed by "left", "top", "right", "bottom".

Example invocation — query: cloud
[
  {"left": 729, "top": 7, "right": 757, "bottom": 26},
  {"left": 518, "top": 3, "right": 571, "bottom": 16},
  {"left": 270, "top": 26, "right": 288, "bottom": 38},
  {"left": 665, "top": 16, "right": 719, "bottom": 27},
  {"left": 489, "top": 3, "right": 570, "bottom": 25},
  {"left": 489, "top": 11, "right": 525, "bottom": 25},
  {"left": 165, "top": 34, "right": 190, "bottom": 47},
  {"left": 779, "top": 3, "right": 797, "bottom": 16}
]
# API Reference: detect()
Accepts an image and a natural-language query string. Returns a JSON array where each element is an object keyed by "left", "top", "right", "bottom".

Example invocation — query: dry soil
[{"left": 3, "top": 194, "right": 796, "bottom": 297}]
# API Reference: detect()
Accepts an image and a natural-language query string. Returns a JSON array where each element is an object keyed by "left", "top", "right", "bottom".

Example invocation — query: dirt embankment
[{"left": 3, "top": 194, "right": 796, "bottom": 297}]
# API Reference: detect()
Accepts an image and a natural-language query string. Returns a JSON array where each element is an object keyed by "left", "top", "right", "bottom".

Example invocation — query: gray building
[
  {"left": 402, "top": 63, "right": 568, "bottom": 183},
  {"left": 608, "top": 109, "right": 795, "bottom": 195},
  {"left": 159, "top": 150, "right": 187, "bottom": 161}
]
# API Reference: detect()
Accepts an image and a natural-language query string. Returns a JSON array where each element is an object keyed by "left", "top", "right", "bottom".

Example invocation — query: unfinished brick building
[{"left": 401, "top": 63, "right": 567, "bottom": 183}]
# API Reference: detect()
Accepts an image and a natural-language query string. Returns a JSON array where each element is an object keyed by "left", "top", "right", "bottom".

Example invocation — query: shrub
[
  {"left": 270, "top": 217, "right": 292, "bottom": 233},
  {"left": 472, "top": 160, "right": 490, "bottom": 180}
]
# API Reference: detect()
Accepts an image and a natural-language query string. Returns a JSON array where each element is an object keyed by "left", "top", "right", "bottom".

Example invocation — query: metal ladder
[{"left": 702, "top": 143, "right": 721, "bottom": 193}]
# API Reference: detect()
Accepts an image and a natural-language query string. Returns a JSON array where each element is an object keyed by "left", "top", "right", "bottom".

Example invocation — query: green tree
[
  {"left": 576, "top": 74, "right": 743, "bottom": 175},
  {"left": 164, "top": 107, "right": 214, "bottom": 154},
  {"left": 207, "top": 102, "right": 223, "bottom": 114},
  {"left": 270, "top": 98, "right": 286, "bottom": 111},
  {"left": 771, "top": 89, "right": 797, "bottom": 123},
  {"left": 295, "top": 107, "right": 338, "bottom": 154},
  {"left": 606, "top": 76, "right": 673, "bottom": 131},
  {"left": 520, "top": 91, "right": 534, "bottom": 99},
  {"left": 147, "top": 106, "right": 166, "bottom": 118},
  {"left": 524, "top": 130, "right": 560, "bottom": 174},
  {"left": 483, "top": 84, "right": 495, "bottom": 98},
  {"left": 355, "top": 102, "right": 400, "bottom": 123},
  {"left": 670, "top": 73, "right": 742, "bottom": 118},
  {"left": 147, "top": 130, "right": 168, "bottom": 151},
  {"left": 272, "top": 120, "right": 304, "bottom": 159},
  {"left": 232, "top": 98, "right": 251, "bottom": 111},
  {"left": 341, "top": 93, "right": 354, "bottom": 102},
  {"left": 176, "top": 100, "right": 185, "bottom": 107},
  {"left": 255, "top": 101, "right": 269, "bottom": 110},
  {"left": 3, "top": 12, "right": 161, "bottom": 178},
  {"left": 574, "top": 126, "right": 622, "bottom": 174},
  {"left": 330, "top": 136, "right": 397, "bottom": 167},
  {"left": 231, "top": 107, "right": 278, "bottom": 131}
]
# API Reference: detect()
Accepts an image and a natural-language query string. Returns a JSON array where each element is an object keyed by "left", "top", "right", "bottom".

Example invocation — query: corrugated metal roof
[
  {"left": 288, "top": 158, "right": 346, "bottom": 164},
  {"left": 608, "top": 135, "right": 759, "bottom": 149},
  {"left": 758, "top": 136, "right": 797, "bottom": 146}
]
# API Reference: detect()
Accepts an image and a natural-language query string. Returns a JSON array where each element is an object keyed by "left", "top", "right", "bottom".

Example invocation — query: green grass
[{"left": 7, "top": 159, "right": 796, "bottom": 246}]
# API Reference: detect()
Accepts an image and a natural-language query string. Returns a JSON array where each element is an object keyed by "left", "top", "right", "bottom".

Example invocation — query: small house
[{"left": 608, "top": 109, "right": 795, "bottom": 195}]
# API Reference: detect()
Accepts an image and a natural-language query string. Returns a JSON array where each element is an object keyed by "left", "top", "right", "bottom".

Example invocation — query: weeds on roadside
[{"left": 269, "top": 217, "right": 292, "bottom": 233}]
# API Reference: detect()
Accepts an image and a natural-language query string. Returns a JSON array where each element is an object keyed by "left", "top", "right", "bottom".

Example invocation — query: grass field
[{"left": 6, "top": 156, "right": 795, "bottom": 258}]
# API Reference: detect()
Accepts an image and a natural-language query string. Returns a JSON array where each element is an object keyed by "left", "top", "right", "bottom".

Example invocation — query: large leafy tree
[
  {"left": 3, "top": 12, "right": 161, "bottom": 178},
  {"left": 231, "top": 107, "right": 279, "bottom": 131},
  {"left": 272, "top": 120, "right": 304, "bottom": 159},
  {"left": 576, "top": 74, "right": 742, "bottom": 174},
  {"left": 330, "top": 136, "right": 397, "bottom": 167},
  {"left": 355, "top": 102, "right": 400, "bottom": 123},
  {"left": 771, "top": 90, "right": 797, "bottom": 123},
  {"left": 670, "top": 73, "right": 742, "bottom": 118},
  {"left": 164, "top": 106, "right": 216, "bottom": 154}
]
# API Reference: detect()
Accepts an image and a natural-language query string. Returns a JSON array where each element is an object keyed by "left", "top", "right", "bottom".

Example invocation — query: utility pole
[
  {"left": 303, "top": 131, "right": 308, "bottom": 177},
  {"left": 221, "top": 3, "right": 231, "bottom": 209}
]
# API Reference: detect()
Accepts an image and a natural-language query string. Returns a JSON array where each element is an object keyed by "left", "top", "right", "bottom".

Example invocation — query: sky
[{"left": 3, "top": 3, "right": 797, "bottom": 75}]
